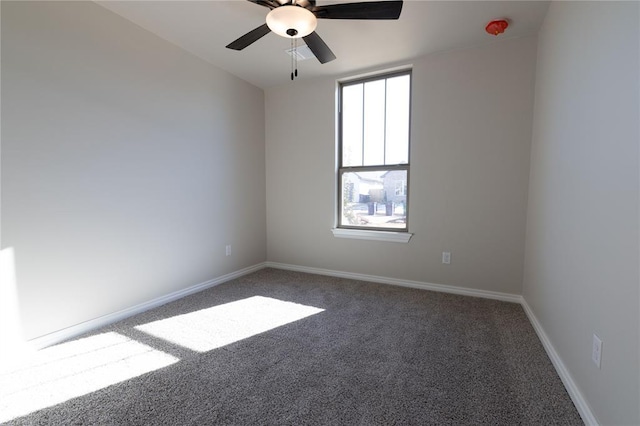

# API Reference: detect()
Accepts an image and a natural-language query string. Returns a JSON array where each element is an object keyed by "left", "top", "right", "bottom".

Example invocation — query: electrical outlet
[
  {"left": 442, "top": 252, "right": 451, "bottom": 264},
  {"left": 225, "top": 245, "right": 231, "bottom": 257},
  {"left": 592, "top": 334, "right": 602, "bottom": 368}
]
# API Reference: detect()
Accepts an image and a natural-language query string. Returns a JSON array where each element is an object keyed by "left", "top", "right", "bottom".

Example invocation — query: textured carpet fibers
[{"left": 2, "top": 268, "right": 583, "bottom": 425}]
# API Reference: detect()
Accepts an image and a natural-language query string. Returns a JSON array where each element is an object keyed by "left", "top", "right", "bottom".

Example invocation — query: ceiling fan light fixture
[{"left": 266, "top": 5, "right": 317, "bottom": 38}]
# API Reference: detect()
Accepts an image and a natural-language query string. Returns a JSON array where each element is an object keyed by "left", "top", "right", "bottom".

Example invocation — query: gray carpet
[{"left": 2, "top": 268, "right": 583, "bottom": 425}]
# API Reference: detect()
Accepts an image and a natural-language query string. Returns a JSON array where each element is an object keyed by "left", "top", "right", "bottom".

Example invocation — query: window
[
  {"left": 338, "top": 71, "right": 411, "bottom": 232},
  {"left": 395, "top": 180, "right": 407, "bottom": 196}
]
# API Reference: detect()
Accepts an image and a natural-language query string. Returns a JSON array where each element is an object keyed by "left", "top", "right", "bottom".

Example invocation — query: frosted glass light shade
[{"left": 266, "top": 5, "right": 317, "bottom": 38}]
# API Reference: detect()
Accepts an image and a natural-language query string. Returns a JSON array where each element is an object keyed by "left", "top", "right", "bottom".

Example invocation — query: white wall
[
  {"left": 266, "top": 36, "right": 537, "bottom": 295},
  {"left": 1, "top": 1, "right": 266, "bottom": 340},
  {"left": 523, "top": 2, "right": 639, "bottom": 425}
]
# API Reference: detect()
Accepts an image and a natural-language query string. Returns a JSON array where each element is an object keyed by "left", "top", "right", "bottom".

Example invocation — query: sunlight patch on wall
[
  {"left": 135, "top": 296, "right": 324, "bottom": 352},
  {"left": 0, "top": 332, "right": 179, "bottom": 423},
  {"left": 0, "top": 247, "right": 28, "bottom": 364}
]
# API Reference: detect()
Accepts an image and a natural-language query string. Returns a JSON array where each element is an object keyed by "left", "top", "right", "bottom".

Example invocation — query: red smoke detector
[{"left": 485, "top": 19, "right": 509, "bottom": 36}]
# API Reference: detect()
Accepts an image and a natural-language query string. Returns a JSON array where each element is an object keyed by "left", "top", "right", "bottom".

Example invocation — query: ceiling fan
[{"left": 226, "top": 0, "right": 403, "bottom": 65}]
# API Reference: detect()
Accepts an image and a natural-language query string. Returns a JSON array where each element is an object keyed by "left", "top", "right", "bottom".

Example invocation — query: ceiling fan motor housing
[{"left": 266, "top": 5, "right": 317, "bottom": 38}]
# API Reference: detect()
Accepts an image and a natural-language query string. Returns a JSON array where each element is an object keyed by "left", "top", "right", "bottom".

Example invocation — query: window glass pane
[
  {"left": 341, "top": 170, "right": 407, "bottom": 230},
  {"left": 385, "top": 75, "right": 410, "bottom": 165},
  {"left": 363, "top": 80, "right": 385, "bottom": 166},
  {"left": 342, "top": 84, "right": 363, "bottom": 167}
]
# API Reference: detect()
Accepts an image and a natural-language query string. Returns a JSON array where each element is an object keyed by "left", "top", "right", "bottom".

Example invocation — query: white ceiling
[{"left": 96, "top": 0, "right": 549, "bottom": 89}]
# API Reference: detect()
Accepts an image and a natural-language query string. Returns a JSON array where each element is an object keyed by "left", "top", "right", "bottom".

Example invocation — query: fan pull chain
[
  {"left": 290, "top": 37, "right": 300, "bottom": 81},
  {"left": 290, "top": 37, "right": 294, "bottom": 81}
]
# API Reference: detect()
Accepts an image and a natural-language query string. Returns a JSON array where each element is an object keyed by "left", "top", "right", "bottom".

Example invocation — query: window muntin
[{"left": 338, "top": 71, "right": 411, "bottom": 232}]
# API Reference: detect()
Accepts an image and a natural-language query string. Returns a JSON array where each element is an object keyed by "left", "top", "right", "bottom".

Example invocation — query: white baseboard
[
  {"left": 521, "top": 299, "right": 599, "bottom": 426},
  {"left": 27, "top": 261, "right": 519, "bottom": 350},
  {"left": 264, "top": 261, "right": 522, "bottom": 303},
  {"left": 28, "top": 262, "right": 267, "bottom": 350}
]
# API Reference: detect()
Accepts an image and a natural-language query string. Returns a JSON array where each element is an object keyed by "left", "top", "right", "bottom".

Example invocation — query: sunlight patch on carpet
[
  {"left": 0, "top": 332, "right": 179, "bottom": 423},
  {"left": 135, "top": 296, "right": 324, "bottom": 352}
]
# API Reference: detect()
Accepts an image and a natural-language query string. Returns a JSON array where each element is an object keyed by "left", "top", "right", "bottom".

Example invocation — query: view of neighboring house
[
  {"left": 344, "top": 171, "right": 406, "bottom": 206},
  {"left": 342, "top": 171, "right": 406, "bottom": 227},
  {"left": 382, "top": 170, "right": 407, "bottom": 207}
]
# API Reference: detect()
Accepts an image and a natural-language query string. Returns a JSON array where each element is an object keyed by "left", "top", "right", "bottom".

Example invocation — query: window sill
[{"left": 331, "top": 228, "right": 413, "bottom": 243}]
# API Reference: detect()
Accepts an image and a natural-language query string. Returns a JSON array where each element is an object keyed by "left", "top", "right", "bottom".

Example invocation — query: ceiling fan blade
[
  {"left": 226, "top": 24, "right": 271, "bottom": 51},
  {"left": 303, "top": 31, "right": 336, "bottom": 64},
  {"left": 246, "top": 0, "right": 280, "bottom": 10},
  {"left": 312, "top": 1, "right": 403, "bottom": 20}
]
